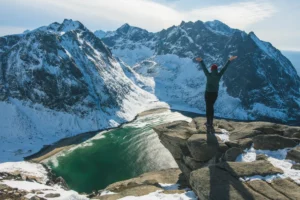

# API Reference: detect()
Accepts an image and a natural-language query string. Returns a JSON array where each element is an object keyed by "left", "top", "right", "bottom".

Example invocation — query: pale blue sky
[{"left": 0, "top": 0, "right": 299, "bottom": 51}]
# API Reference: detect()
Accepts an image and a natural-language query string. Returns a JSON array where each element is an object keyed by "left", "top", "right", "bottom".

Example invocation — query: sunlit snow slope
[{"left": 0, "top": 19, "right": 167, "bottom": 162}]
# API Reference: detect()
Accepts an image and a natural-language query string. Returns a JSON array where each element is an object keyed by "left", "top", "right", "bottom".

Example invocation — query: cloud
[
  {"left": 15, "top": 0, "right": 184, "bottom": 31},
  {"left": 187, "top": 1, "right": 277, "bottom": 29},
  {"left": 0, "top": 0, "right": 276, "bottom": 34}
]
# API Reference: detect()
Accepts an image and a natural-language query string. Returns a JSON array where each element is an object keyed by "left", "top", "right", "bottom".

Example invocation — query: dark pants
[{"left": 205, "top": 91, "right": 218, "bottom": 126}]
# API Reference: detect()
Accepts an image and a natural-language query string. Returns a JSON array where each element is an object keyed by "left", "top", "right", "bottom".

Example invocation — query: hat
[{"left": 211, "top": 64, "right": 218, "bottom": 71}]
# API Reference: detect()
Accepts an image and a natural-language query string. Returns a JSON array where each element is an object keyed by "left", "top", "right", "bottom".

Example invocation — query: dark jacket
[{"left": 199, "top": 60, "right": 231, "bottom": 92}]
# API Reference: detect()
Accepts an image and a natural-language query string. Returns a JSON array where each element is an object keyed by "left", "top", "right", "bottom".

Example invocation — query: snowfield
[
  {"left": 0, "top": 19, "right": 168, "bottom": 163},
  {"left": 0, "top": 98, "right": 168, "bottom": 163},
  {"left": 0, "top": 161, "right": 48, "bottom": 183}
]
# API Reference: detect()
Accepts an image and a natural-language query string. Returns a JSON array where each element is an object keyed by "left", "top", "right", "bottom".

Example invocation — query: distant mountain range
[
  {"left": 0, "top": 19, "right": 299, "bottom": 161},
  {"left": 97, "top": 20, "right": 300, "bottom": 122}
]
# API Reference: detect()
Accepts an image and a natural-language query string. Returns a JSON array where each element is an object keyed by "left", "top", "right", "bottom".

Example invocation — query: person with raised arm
[{"left": 195, "top": 56, "right": 238, "bottom": 133}]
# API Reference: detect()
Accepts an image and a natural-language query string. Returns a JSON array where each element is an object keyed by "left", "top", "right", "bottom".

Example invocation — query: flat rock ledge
[
  {"left": 153, "top": 117, "right": 300, "bottom": 200},
  {"left": 91, "top": 168, "right": 190, "bottom": 200}
]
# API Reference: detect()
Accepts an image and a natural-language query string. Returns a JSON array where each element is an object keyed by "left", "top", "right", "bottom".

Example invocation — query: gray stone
[
  {"left": 182, "top": 155, "right": 206, "bottom": 170},
  {"left": 225, "top": 138, "right": 253, "bottom": 150},
  {"left": 217, "top": 161, "right": 283, "bottom": 177},
  {"left": 256, "top": 154, "right": 268, "bottom": 161},
  {"left": 292, "top": 164, "right": 300, "bottom": 170},
  {"left": 253, "top": 135, "right": 298, "bottom": 150},
  {"left": 55, "top": 176, "right": 68, "bottom": 189},
  {"left": 187, "top": 134, "right": 219, "bottom": 162},
  {"left": 153, "top": 121, "right": 195, "bottom": 159},
  {"left": 230, "top": 130, "right": 263, "bottom": 141},
  {"left": 30, "top": 196, "right": 46, "bottom": 200},
  {"left": 44, "top": 193, "right": 61, "bottom": 198},
  {"left": 105, "top": 168, "right": 183, "bottom": 192},
  {"left": 224, "top": 147, "right": 243, "bottom": 161},
  {"left": 246, "top": 180, "right": 288, "bottom": 200},
  {"left": 189, "top": 166, "right": 267, "bottom": 200},
  {"left": 218, "top": 142, "right": 230, "bottom": 153},
  {"left": 292, "top": 132, "right": 300, "bottom": 139},
  {"left": 162, "top": 190, "right": 185, "bottom": 194},
  {"left": 0, "top": 184, "right": 9, "bottom": 190},
  {"left": 286, "top": 147, "right": 300, "bottom": 163},
  {"left": 177, "top": 160, "right": 192, "bottom": 180},
  {"left": 270, "top": 178, "right": 300, "bottom": 200}
]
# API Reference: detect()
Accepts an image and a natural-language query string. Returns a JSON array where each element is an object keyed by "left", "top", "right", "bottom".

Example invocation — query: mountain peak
[
  {"left": 204, "top": 20, "right": 235, "bottom": 36},
  {"left": 117, "top": 23, "right": 131, "bottom": 33},
  {"left": 94, "top": 30, "right": 107, "bottom": 39},
  {"left": 58, "top": 19, "right": 86, "bottom": 32}
]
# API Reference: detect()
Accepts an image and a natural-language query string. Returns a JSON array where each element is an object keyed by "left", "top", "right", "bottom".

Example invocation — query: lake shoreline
[
  {"left": 25, "top": 107, "right": 170, "bottom": 163},
  {"left": 25, "top": 106, "right": 300, "bottom": 163}
]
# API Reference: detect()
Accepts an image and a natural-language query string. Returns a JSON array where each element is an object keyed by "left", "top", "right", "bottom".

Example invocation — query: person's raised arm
[
  {"left": 219, "top": 56, "right": 237, "bottom": 76},
  {"left": 195, "top": 57, "right": 209, "bottom": 76}
]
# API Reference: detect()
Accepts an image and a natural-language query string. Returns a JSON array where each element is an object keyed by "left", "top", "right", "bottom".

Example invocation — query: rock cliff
[{"left": 153, "top": 117, "right": 300, "bottom": 199}]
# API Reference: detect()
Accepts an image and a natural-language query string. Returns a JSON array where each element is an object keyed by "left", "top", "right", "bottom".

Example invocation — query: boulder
[
  {"left": 186, "top": 134, "right": 219, "bottom": 162},
  {"left": 253, "top": 135, "right": 298, "bottom": 150},
  {"left": 44, "top": 193, "right": 61, "bottom": 198},
  {"left": 230, "top": 130, "right": 263, "bottom": 141},
  {"left": 286, "top": 146, "right": 300, "bottom": 163},
  {"left": 177, "top": 160, "right": 192, "bottom": 179},
  {"left": 246, "top": 180, "right": 288, "bottom": 200},
  {"left": 256, "top": 154, "right": 268, "bottom": 161},
  {"left": 224, "top": 147, "right": 243, "bottom": 161},
  {"left": 105, "top": 168, "right": 184, "bottom": 192},
  {"left": 217, "top": 161, "right": 283, "bottom": 177},
  {"left": 162, "top": 189, "right": 185, "bottom": 194},
  {"left": 189, "top": 166, "right": 267, "bottom": 200},
  {"left": 225, "top": 138, "right": 253, "bottom": 150},
  {"left": 292, "top": 132, "right": 300, "bottom": 139},
  {"left": 182, "top": 155, "right": 206, "bottom": 170},
  {"left": 0, "top": 184, "right": 9, "bottom": 190},
  {"left": 54, "top": 176, "right": 68, "bottom": 189},
  {"left": 292, "top": 164, "right": 300, "bottom": 170},
  {"left": 270, "top": 178, "right": 300, "bottom": 200},
  {"left": 153, "top": 121, "right": 194, "bottom": 159},
  {"left": 30, "top": 196, "right": 46, "bottom": 200}
]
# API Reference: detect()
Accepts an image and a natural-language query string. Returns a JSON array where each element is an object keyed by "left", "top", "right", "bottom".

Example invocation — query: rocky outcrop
[
  {"left": 286, "top": 146, "right": 300, "bottom": 163},
  {"left": 153, "top": 117, "right": 300, "bottom": 200},
  {"left": 92, "top": 168, "right": 190, "bottom": 200},
  {"left": 253, "top": 135, "right": 299, "bottom": 150},
  {"left": 0, "top": 183, "right": 29, "bottom": 200}
]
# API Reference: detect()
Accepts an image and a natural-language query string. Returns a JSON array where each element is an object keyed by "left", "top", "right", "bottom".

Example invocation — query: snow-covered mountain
[
  {"left": 0, "top": 19, "right": 166, "bottom": 162},
  {"left": 99, "top": 20, "right": 300, "bottom": 122},
  {"left": 1, "top": 19, "right": 299, "bottom": 162},
  {"left": 282, "top": 51, "right": 300, "bottom": 76}
]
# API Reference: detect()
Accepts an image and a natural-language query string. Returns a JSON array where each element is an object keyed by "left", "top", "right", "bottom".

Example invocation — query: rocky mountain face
[
  {"left": 99, "top": 20, "right": 300, "bottom": 122},
  {"left": 282, "top": 50, "right": 300, "bottom": 76},
  {"left": 0, "top": 19, "right": 164, "bottom": 162},
  {"left": 153, "top": 118, "right": 300, "bottom": 199}
]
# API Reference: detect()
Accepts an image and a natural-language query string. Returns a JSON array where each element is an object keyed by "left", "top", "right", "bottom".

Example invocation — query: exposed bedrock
[{"left": 153, "top": 117, "right": 300, "bottom": 200}]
